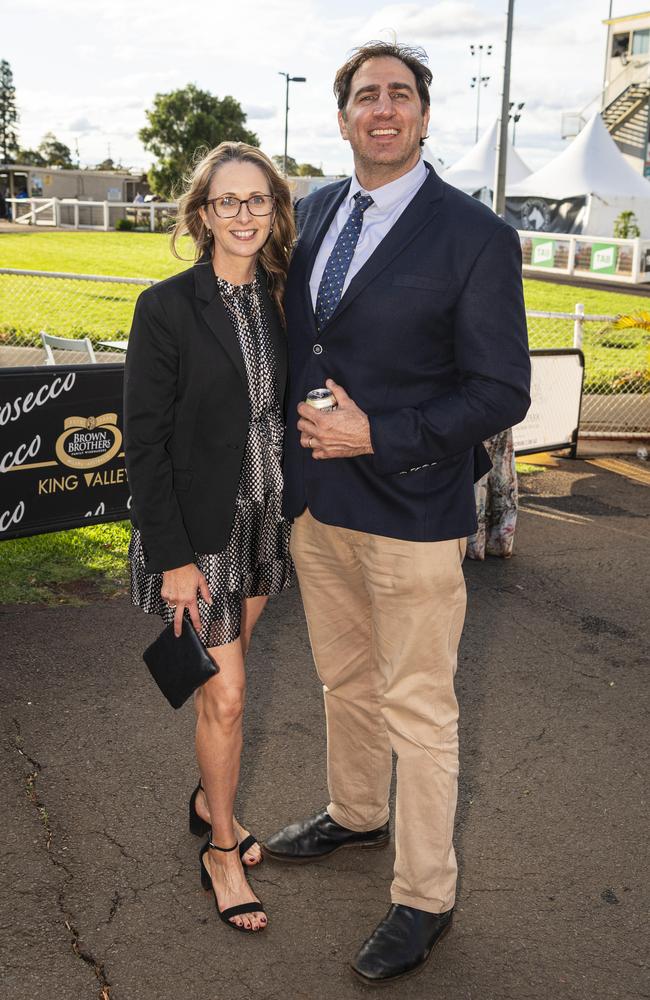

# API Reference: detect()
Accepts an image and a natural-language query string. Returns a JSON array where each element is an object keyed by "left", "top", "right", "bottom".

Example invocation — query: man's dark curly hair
[{"left": 333, "top": 41, "right": 432, "bottom": 115}]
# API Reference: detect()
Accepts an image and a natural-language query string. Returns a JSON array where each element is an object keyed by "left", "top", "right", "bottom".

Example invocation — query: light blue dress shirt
[{"left": 309, "top": 157, "right": 428, "bottom": 310}]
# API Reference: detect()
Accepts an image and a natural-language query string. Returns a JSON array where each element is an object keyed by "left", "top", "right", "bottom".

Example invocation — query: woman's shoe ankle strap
[{"left": 209, "top": 840, "right": 238, "bottom": 853}]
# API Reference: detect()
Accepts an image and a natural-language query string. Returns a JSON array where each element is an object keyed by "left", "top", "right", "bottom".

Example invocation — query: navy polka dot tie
[{"left": 314, "top": 193, "right": 374, "bottom": 331}]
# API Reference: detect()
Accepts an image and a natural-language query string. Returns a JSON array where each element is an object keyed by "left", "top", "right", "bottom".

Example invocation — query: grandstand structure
[{"left": 601, "top": 9, "right": 650, "bottom": 176}]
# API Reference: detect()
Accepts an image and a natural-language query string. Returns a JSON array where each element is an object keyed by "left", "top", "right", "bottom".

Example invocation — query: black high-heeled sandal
[
  {"left": 199, "top": 837, "right": 267, "bottom": 933},
  {"left": 190, "top": 782, "right": 263, "bottom": 865},
  {"left": 189, "top": 781, "right": 211, "bottom": 837}
]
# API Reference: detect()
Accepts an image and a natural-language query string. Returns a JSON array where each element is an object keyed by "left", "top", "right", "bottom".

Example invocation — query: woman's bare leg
[
  {"left": 195, "top": 637, "right": 266, "bottom": 930},
  {"left": 194, "top": 597, "right": 269, "bottom": 866},
  {"left": 234, "top": 595, "right": 268, "bottom": 863},
  {"left": 240, "top": 595, "right": 269, "bottom": 657}
]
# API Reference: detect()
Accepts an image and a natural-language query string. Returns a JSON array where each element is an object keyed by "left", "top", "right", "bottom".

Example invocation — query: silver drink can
[{"left": 305, "top": 387, "right": 338, "bottom": 412}]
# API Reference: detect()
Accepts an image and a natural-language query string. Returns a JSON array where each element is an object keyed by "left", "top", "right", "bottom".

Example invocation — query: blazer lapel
[
  {"left": 194, "top": 261, "right": 247, "bottom": 386},
  {"left": 324, "top": 166, "right": 446, "bottom": 330},
  {"left": 299, "top": 180, "right": 350, "bottom": 332},
  {"left": 302, "top": 179, "right": 351, "bottom": 278}
]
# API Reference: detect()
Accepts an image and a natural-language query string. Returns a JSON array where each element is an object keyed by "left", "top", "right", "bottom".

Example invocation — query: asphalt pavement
[{"left": 1, "top": 455, "right": 648, "bottom": 1000}]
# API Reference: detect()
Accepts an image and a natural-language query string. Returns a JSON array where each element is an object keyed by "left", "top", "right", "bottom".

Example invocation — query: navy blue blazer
[{"left": 282, "top": 163, "right": 531, "bottom": 542}]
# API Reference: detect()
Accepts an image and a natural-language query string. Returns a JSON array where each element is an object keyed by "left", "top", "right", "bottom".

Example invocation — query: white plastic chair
[{"left": 41, "top": 331, "right": 97, "bottom": 365}]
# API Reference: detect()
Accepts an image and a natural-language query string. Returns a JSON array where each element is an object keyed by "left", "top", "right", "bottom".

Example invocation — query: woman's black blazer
[{"left": 123, "top": 261, "right": 287, "bottom": 574}]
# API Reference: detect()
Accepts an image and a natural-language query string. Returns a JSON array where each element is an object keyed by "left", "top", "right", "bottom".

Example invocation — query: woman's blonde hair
[{"left": 171, "top": 142, "right": 295, "bottom": 323}]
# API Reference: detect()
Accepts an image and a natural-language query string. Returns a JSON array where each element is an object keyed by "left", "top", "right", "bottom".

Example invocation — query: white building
[
  {"left": 0, "top": 163, "right": 147, "bottom": 202},
  {"left": 602, "top": 9, "right": 650, "bottom": 175}
]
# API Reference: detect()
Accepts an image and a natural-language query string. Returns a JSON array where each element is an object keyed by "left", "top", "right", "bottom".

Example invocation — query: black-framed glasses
[{"left": 205, "top": 195, "right": 275, "bottom": 219}]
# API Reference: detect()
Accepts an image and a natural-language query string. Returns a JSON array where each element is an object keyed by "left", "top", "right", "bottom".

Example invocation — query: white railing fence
[
  {"left": 8, "top": 201, "right": 650, "bottom": 285},
  {"left": 0, "top": 269, "right": 648, "bottom": 436},
  {"left": 518, "top": 230, "right": 650, "bottom": 285},
  {"left": 6, "top": 198, "right": 176, "bottom": 233},
  {"left": 6, "top": 201, "right": 650, "bottom": 284}
]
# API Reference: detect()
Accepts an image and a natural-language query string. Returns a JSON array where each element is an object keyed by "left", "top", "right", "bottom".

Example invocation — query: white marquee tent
[
  {"left": 443, "top": 120, "right": 532, "bottom": 199},
  {"left": 422, "top": 143, "right": 446, "bottom": 174},
  {"left": 506, "top": 112, "right": 650, "bottom": 235}
]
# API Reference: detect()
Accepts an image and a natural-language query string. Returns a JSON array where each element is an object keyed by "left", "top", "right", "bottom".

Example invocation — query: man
[{"left": 264, "top": 42, "right": 530, "bottom": 983}]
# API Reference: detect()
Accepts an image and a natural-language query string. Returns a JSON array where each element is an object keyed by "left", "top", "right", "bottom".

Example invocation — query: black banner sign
[
  {"left": 505, "top": 196, "right": 587, "bottom": 234},
  {"left": 0, "top": 364, "right": 130, "bottom": 540}
]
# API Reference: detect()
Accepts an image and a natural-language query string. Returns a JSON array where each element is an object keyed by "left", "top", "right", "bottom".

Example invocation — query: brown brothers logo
[{"left": 55, "top": 413, "right": 122, "bottom": 470}]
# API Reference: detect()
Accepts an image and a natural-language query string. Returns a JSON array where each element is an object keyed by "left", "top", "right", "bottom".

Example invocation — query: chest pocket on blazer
[{"left": 392, "top": 274, "right": 450, "bottom": 291}]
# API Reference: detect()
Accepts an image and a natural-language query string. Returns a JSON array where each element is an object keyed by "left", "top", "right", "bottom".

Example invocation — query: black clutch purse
[{"left": 143, "top": 618, "right": 218, "bottom": 709}]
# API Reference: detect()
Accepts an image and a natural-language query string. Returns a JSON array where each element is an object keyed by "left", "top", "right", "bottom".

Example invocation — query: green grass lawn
[
  {"left": 0, "top": 230, "right": 191, "bottom": 279},
  {"left": 523, "top": 278, "right": 647, "bottom": 317},
  {"left": 1, "top": 231, "right": 646, "bottom": 309},
  {"left": 2, "top": 231, "right": 647, "bottom": 391},
  {"left": 0, "top": 230, "right": 646, "bottom": 306},
  {"left": 0, "top": 521, "right": 131, "bottom": 604}
]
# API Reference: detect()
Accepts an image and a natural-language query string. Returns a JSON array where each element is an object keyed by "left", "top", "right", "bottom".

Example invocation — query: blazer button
[{"left": 313, "top": 343, "right": 323, "bottom": 355}]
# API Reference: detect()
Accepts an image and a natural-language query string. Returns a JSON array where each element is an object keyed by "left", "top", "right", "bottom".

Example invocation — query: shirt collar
[{"left": 347, "top": 157, "right": 427, "bottom": 212}]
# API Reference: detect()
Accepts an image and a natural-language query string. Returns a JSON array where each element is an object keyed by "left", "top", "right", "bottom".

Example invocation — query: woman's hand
[{"left": 161, "top": 564, "right": 212, "bottom": 638}]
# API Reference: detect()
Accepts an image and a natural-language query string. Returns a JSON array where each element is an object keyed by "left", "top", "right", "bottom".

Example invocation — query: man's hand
[
  {"left": 161, "top": 563, "right": 212, "bottom": 637},
  {"left": 297, "top": 379, "right": 374, "bottom": 460}
]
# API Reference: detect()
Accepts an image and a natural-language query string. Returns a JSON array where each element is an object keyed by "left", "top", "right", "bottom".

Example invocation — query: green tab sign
[
  {"left": 590, "top": 243, "right": 619, "bottom": 275},
  {"left": 531, "top": 238, "right": 556, "bottom": 268}
]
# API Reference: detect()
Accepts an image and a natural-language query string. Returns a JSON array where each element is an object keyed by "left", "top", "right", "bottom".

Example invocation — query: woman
[
  {"left": 124, "top": 143, "right": 295, "bottom": 933},
  {"left": 467, "top": 429, "right": 519, "bottom": 560}
]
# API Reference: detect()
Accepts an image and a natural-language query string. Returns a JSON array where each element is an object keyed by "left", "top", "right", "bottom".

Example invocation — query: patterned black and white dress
[{"left": 129, "top": 273, "right": 293, "bottom": 647}]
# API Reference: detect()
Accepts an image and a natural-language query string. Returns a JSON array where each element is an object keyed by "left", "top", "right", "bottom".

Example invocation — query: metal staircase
[{"left": 601, "top": 60, "right": 650, "bottom": 160}]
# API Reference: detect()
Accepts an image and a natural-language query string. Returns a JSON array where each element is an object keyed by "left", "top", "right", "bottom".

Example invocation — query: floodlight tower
[
  {"left": 470, "top": 43, "right": 492, "bottom": 143},
  {"left": 509, "top": 101, "right": 525, "bottom": 145}
]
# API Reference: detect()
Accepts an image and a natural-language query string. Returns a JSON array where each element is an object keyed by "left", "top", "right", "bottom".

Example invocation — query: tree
[
  {"left": 16, "top": 147, "right": 46, "bottom": 166},
  {"left": 139, "top": 84, "right": 259, "bottom": 198},
  {"left": 297, "top": 162, "right": 324, "bottom": 176},
  {"left": 38, "top": 132, "right": 73, "bottom": 168},
  {"left": 613, "top": 210, "right": 640, "bottom": 239},
  {"left": 95, "top": 157, "right": 116, "bottom": 171},
  {"left": 272, "top": 154, "right": 299, "bottom": 175},
  {"left": 0, "top": 60, "right": 19, "bottom": 163},
  {"left": 272, "top": 155, "right": 324, "bottom": 177}
]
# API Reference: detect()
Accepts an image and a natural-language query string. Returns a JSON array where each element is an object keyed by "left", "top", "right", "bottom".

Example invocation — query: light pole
[
  {"left": 493, "top": 0, "right": 516, "bottom": 217},
  {"left": 509, "top": 101, "right": 525, "bottom": 145},
  {"left": 470, "top": 43, "right": 492, "bottom": 143},
  {"left": 278, "top": 72, "right": 306, "bottom": 175}
]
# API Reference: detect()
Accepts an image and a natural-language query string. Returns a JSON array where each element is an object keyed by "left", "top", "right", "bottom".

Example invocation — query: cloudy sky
[{"left": 4, "top": 0, "right": 642, "bottom": 176}]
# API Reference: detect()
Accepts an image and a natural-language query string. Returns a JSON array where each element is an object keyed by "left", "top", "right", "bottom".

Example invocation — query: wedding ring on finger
[{"left": 309, "top": 437, "right": 314, "bottom": 448}]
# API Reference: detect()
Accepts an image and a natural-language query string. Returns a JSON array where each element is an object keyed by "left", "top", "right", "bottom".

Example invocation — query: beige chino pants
[{"left": 290, "top": 508, "right": 467, "bottom": 914}]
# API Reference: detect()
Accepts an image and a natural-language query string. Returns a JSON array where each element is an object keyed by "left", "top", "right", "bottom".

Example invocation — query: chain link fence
[
  {"left": 527, "top": 309, "right": 649, "bottom": 436},
  {"left": 1, "top": 268, "right": 649, "bottom": 435},
  {"left": 0, "top": 268, "right": 154, "bottom": 368}
]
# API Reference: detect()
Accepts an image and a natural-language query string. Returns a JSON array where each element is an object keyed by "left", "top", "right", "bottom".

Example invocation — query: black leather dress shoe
[
  {"left": 351, "top": 903, "right": 453, "bottom": 984},
  {"left": 263, "top": 809, "right": 389, "bottom": 862}
]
